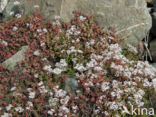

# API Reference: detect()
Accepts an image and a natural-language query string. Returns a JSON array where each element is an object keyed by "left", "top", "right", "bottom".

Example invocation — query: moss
[{"left": 121, "top": 49, "right": 139, "bottom": 61}]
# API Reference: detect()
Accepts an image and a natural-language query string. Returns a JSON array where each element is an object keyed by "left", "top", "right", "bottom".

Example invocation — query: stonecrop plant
[{"left": 0, "top": 10, "right": 155, "bottom": 117}]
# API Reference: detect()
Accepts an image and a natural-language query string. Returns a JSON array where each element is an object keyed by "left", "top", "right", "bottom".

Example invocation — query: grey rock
[
  {"left": 150, "top": 40, "right": 156, "bottom": 62},
  {"left": 2, "top": 0, "right": 62, "bottom": 21},
  {"left": 1, "top": 0, "right": 152, "bottom": 47},
  {"left": 60, "top": 0, "right": 152, "bottom": 47},
  {"left": 0, "top": 0, "right": 8, "bottom": 13},
  {"left": 64, "top": 75, "right": 78, "bottom": 96},
  {"left": 1, "top": 46, "right": 29, "bottom": 71}
]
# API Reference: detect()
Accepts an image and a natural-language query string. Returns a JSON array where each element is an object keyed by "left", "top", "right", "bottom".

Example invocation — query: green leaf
[{"left": 66, "top": 55, "right": 71, "bottom": 64}]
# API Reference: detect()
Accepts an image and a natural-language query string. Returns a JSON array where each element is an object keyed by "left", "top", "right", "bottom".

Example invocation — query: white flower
[
  {"left": 52, "top": 68, "right": 63, "bottom": 75},
  {"left": 94, "top": 66, "right": 102, "bottom": 71},
  {"left": 59, "top": 106, "right": 70, "bottom": 113},
  {"left": 72, "top": 105, "right": 78, "bottom": 110},
  {"left": 74, "top": 31, "right": 81, "bottom": 35},
  {"left": 101, "top": 82, "right": 110, "bottom": 92},
  {"left": 74, "top": 64, "right": 86, "bottom": 71},
  {"left": 58, "top": 112, "right": 63, "bottom": 116},
  {"left": 99, "top": 95, "right": 106, "bottom": 103},
  {"left": 134, "top": 93, "right": 143, "bottom": 100},
  {"left": 29, "top": 91, "right": 35, "bottom": 99},
  {"left": 111, "top": 62, "right": 124, "bottom": 72},
  {"left": 49, "top": 98, "right": 58, "bottom": 107},
  {"left": 49, "top": 92, "right": 53, "bottom": 96},
  {"left": 55, "top": 16, "right": 61, "bottom": 20},
  {"left": 138, "top": 102, "right": 144, "bottom": 107},
  {"left": 27, "top": 88, "right": 32, "bottom": 92},
  {"left": 26, "top": 101, "right": 33, "bottom": 110},
  {"left": 48, "top": 109, "right": 55, "bottom": 115},
  {"left": 14, "top": 1, "right": 20, "bottom": 5},
  {"left": 55, "top": 59, "right": 67, "bottom": 68},
  {"left": 34, "top": 5, "right": 39, "bottom": 8},
  {"left": 15, "top": 14, "right": 21, "bottom": 18},
  {"left": 0, "top": 40, "right": 8, "bottom": 46},
  {"left": 53, "top": 20, "right": 61, "bottom": 26},
  {"left": 38, "top": 81, "right": 43, "bottom": 86},
  {"left": 76, "top": 90, "right": 80, "bottom": 93},
  {"left": 6, "top": 104, "right": 13, "bottom": 111},
  {"left": 77, "top": 50, "right": 83, "bottom": 53},
  {"left": 104, "top": 111, "right": 109, "bottom": 116},
  {"left": 107, "top": 101, "right": 118, "bottom": 110},
  {"left": 127, "top": 44, "right": 138, "bottom": 54},
  {"left": 15, "top": 107, "right": 24, "bottom": 113},
  {"left": 94, "top": 109, "right": 100, "bottom": 114},
  {"left": 40, "top": 41, "right": 45, "bottom": 46},
  {"left": 33, "top": 50, "right": 40, "bottom": 56},
  {"left": 1, "top": 113, "right": 12, "bottom": 117},
  {"left": 10, "top": 87, "right": 16, "bottom": 91},
  {"left": 90, "top": 40, "right": 95, "bottom": 45},
  {"left": 66, "top": 25, "right": 81, "bottom": 36},
  {"left": 111, "top": 92, "right": 116, "bottom": 97},
  {"left": 76, "top": 38, "right": 80, "bottom": 42},
  {"left": 43, "top": 65, "right": 53, "bottom": 73},
  {"left": 28, "top": 101, "right": 33, "bottom": 107},
  {"left": 72, "top": 58, "right": 77, "bottom": 63},
  {"left": 84, "top": 81, "right": 94, "bottom": 87},
  {"left": 43, "top": 28, "right": 48, "bottom": 33},
  {"left": 55, "top": 89, "right": 67, "bottom": 98},
  {"left": 54, "top": 85, "right": 59, "bottom": 89},
  {"left": 42, "top": 57, "right": 47, "bottom": 61},
  {"left": 34, "top": 73, "right": 39, "bottom": 78},
  {"left": 80, "top": 16, "right": 86, "bottom": 21},
  {"left": 67, "top": 46, "right": 76, "bottom": 54},
  {"left": 38, "top": 81, "right": 48, "bottom": 93},
  {"left": 13, "top": 26, "right": 18, "bottom": 31},
  {"left": 72, "top": 105, "right": 78, "bottom": 113},
  {"left": 9, "top": 11, "right": 14, "bottom": 16},
  {"left": 60, "top": 96, "right": 70, "bottom": 105},
  {"left": 39, "top": 85, "right": 48, "bottom": 93},
  {"left": 86, "top": 59, "right": 98, "bottom": 68},
  {"left": 37, "top": 29, "right": 42, "bottom": 33},
  {"left": 112, "top": 80, "right": 121, "bottom": 88},
  {"left": 90, "top": 74, "right": 98, "bottom": 79},
  {"left": 143, "top": 79, "right": 152, "bottom": 87},
  {"left": 137, "top": 89, "right": 145, "bottom": 96}
]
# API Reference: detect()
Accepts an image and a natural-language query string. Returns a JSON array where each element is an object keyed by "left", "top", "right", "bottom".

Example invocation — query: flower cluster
[{"left": 0, "top": 10, "right": 155, "bottom": 117}]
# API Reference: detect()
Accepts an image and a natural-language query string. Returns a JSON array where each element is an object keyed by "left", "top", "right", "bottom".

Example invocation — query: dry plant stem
[{"left": 144, "top": 31, "right": 152, "bottom": 61}]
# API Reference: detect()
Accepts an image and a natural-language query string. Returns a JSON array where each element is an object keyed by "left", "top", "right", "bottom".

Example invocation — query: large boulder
[
  {"left": 60, "top": 0, "right": 152, "bottom": 47},
  {"left": 0, "top": 0, "right": 152, "bottom": 47},
  {"left": 2, "top": 0, "right": 62, "bottom": 21}
]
